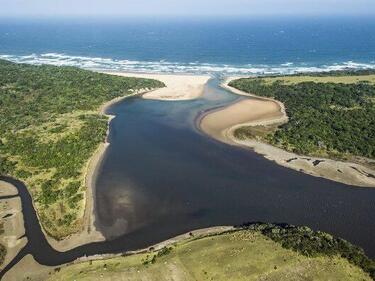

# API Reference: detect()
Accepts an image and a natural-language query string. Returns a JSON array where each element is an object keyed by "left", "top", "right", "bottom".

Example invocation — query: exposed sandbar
[
  {"left": 103, "top": 72, "right": 211, "bottom": 101},
  {"left": 200, "top": 98, "right": 284, "bottom": 143}
]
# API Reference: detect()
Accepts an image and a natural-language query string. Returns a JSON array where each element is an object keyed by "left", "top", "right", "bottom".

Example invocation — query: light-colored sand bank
[
  {"left": 0, "top": 183, "right": 27, "bottom": 271},
  {"left": 200, "top": 98, "right": 285, "bottom": 143},
  {"left": 3, "top": 226, "right": 233, "bottom": 281},
  {"left": 200, "top": 78, "right": 375, "bottom": 187},
  {"left": 104, "top": 72, "right": 211, "bottom": 101},
  {"left": 0, "top": 181, "right": 18, "bottom": 197},
  {"left": 2, "top": 254, "right": 51, "bottom": 281}
]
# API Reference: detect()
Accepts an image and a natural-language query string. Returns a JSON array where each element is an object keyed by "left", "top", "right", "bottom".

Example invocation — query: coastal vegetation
[
  {"left": 256, "top": 73, "right": 375, "bottom": 85},
  {"left": 47, "top": 224, "right": 373, "bottom": 281},
  {"left": 240, "top": 223, "right": 375, "bottom": 279},
  {"left": 230, "top": 71, "right": 375, "bottom": 163},
  {"left": 0, "top": 59, "right": 164, "bottom": 239}
]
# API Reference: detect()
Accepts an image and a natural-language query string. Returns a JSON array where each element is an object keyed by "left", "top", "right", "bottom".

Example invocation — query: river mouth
[
  {"left": 94, "top": 76, "right": 375, "bottom": 257},
  {"left": 1, "top": 76, "right": 374, "bottom": 277}
]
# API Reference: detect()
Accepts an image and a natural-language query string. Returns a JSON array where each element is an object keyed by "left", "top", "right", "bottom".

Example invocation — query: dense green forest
[
  {"left": 0, "top": 59, "right": 164, "bottom": 238},
  {"left": 229, "top": 72, "right": 375, "bottom": 161},
  {"left": 293, "top": 69, "right": 375, "bottom": 77}
]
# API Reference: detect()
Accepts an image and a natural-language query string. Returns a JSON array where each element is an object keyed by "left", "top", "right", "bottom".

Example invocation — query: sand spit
[
  {"left": 200, "top": 78, "right": 375, "bottom": 187},
  {"left": 103, "top": 72, "right": 211, "bottom": 101}
]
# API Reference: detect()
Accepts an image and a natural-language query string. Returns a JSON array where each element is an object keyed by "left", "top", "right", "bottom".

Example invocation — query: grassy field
[
  {"left": 260, "top": 74, "right": 375, "bottom": 85},
  {"left": 48, "top": 229, "right": 372, "bottom": 281},
  {"left": 0, "top": 60, "right": 164, "bottom": 239}
]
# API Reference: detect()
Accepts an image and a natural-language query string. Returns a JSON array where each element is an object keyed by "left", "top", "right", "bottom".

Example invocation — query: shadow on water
[{"left": 1, "top": 77, "right": 375, "bottom": 278}]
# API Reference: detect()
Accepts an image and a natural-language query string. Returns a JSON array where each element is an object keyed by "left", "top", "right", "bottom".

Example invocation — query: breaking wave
[{"left": 1, "top": 53, "right": 375, "bottom": 75}]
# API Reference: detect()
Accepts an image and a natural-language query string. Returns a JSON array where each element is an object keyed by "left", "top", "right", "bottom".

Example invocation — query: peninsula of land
[{"left": 200, "top": 73, "right": 375, "bottom": 187}]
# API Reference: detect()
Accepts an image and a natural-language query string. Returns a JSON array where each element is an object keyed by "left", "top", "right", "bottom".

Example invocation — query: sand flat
[
  {"left": 104, "top": 72, "right": 211, "bottom": 101},
  {"left": 0, "top": 181, "right": 18, "bottom": 197},
  {"left": 200, "top": 98, "right": 283, "bottom": 142}
]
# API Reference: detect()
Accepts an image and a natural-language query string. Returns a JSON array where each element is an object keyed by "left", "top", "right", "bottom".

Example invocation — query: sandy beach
[
  {"left": 103, "top": 72, "right": 211, "bottom": 101},
  {"left": 200, "top": 78, "right": 375, "bottom": 187}
]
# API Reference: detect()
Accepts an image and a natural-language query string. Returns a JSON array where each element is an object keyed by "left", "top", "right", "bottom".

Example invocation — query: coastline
[
  {"left": 1, "top": 70, "right": 374, "bottom": 279},
  {"left": 200, "top": 77, "right": 375, "bottom": 188}
]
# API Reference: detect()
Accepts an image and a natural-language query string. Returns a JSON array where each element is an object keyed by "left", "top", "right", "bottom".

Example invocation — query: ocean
[{"left": 0, "top": 16, "right": 374, "bottom": 74}]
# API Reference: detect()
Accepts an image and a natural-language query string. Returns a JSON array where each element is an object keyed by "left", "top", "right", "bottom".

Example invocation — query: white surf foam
[{"left": 1, "top": 53, "right": 375, "bottom": 75}]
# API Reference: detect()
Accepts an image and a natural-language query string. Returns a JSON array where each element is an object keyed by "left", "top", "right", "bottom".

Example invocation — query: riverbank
[
  {"left": 43, "top": 87, "right": 155, "bottom": 252},
  {"left": 0, "top": 69, "right": 209, "bottom": 252},
  {"left": 0, "top": 61, "right": 167, "bottom": 252},
  {"left": 200, "top": 77, "right": 375, "bottom": 187},
  {"left": 102, "top": 72, "right": 211, "bottom": 101},
  {"left": 3, "top": 226, "right": 233, "bottom": 281},
  {"left": 4, "top": 225, "right": 372, "bottom": 281},
  {"left": 43, "top": 70, "right": 208, "bottom": 250}
]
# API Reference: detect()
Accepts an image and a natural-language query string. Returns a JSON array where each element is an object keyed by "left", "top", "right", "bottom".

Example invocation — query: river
[{"left": 1, "top": 76, "right": 375, "bottom": 278}]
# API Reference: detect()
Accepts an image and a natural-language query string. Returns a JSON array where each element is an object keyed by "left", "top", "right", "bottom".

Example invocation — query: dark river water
[
  {"left": 1, "top": 77, "right": 375, "bottom": 277},
  {"left": 95, "top": 76, "right": 375, "bottom": 253}
]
